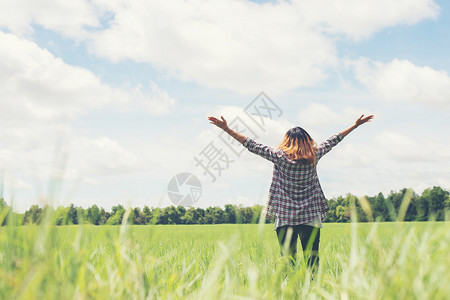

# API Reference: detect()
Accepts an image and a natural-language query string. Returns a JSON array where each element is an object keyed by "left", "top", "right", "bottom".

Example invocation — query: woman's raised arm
[
  {"left": 208, "top": 116, "right": 247, "bottom": 144},
  {"left": 339, "top": 114, "right": 374, "bottom": 137}
]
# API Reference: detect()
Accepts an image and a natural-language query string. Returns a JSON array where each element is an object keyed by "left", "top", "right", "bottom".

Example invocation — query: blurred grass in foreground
[{"left": 1, "top": 215, "right": 449, "bottom": 299}]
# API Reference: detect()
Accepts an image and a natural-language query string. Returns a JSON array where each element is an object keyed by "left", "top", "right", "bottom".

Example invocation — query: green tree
[
  {"left": 176, "top": 206, "right": 187, "bottom": 224},
  {"left": 416, "top": 195, "right": 429, "bottom": 221},
  {"left": 106, "top": 205, "right": 125, "bottom": 225},
  {"left": 445, "top": 195, "right": 450, "bottom": 220},
  {"left": 325, "top": 199, "right": 338, "bottom": 222},
  {"left": 152, "top": 207, "right": 162, "bottom": 224},
  {"left": 223, "top": 204, "right": 236, "bottom": 223},
  {"left": 371, "top": 193, "right": 389, "bottom": 221},
  {"left": 236, "top": 206, "right": 253, "bottom": 224},
  {"left": 195, "top": 208, "right": 205, "bottom": 224},
  {"left": 205, "top": 206, "right": 223, "bottom": 224},
  {"left": 76, "top": 207, "right": 86, "bottom": 224},
  {"left": 67, "top": 204, "right": 78, "bottom": 224},
  {"left": 335, "top": 205, "right": 349, "bottom": 223},
  {"left": 0, "top": 198, "right": 9, "bottom": 226},
  {"left": 99, "top": 208, "right": 108, "bottom": 225},
  {"left": 403, "top": 190, "right": 418, "bottom": 221},
  {"left": 373, "top": 192, "right": 388, "bottom": 221},
  {"left": 385, "top": 189, "right": 416, "bottom": 220},
  {"left": 204, "top": 207, "right": 214, "bottom": 224},
  {"left": 0, "top": 198, "right": 6, "bottom": 208},
  {"left": 422, "top": 186, "right": 449, "bottom": 220},
  {"left": 87, "top": 205, "right": 101, "bottom": 225},
  {"left": 250, "top": 205, "right": 263, "bottom": 223},
  {"left": 160, "top": 206, "right": 181, "bottom": 224},
  {"left": 24, "top": 205, "right": 43, "bottom": 224},
  {"left": 132, "top": 207, "right": 144, "bottom": 225},
  {"left": 182, "top": 207, "right": 197, "bottom": 224},
  {"left": 55, "top": 206, "right": 69, "bottom": 225},
  {"left": 143, "top": 206, "right": 152, "bottom": 224}
]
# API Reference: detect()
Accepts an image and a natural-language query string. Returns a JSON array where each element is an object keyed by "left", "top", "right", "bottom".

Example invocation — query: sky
[{"left": 0, "top": 0, "right": 449, "bottom": 212}]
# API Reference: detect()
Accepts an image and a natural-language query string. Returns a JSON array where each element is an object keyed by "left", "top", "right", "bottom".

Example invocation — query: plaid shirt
[{"left": 243, "top": 133, "right": 344, "bottom": 226}]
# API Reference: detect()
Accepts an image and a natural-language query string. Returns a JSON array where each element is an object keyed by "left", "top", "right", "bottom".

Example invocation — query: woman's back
[{"left": 242, "top": 133, "right": 344, "bottom": 224}]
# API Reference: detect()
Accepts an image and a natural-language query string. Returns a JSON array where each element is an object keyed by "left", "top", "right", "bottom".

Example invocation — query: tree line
[
  {"left": 325, "top": 186, "right": 449, "bottom": 222},
  {"left": 1, "top": 186, "right": 449, "bottom": 226}
]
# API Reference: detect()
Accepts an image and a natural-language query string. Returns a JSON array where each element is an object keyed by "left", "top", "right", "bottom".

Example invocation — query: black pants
[{"left": 276, "top": 224, "right": 320, "bottom": 271}]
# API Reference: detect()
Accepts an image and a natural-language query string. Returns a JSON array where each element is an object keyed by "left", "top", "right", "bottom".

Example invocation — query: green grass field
[{"left": 1, "top": 220, "right": 449, "bottom": 299}]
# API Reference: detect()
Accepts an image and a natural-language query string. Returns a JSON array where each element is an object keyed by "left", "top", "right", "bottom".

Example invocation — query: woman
[{"left": 208, "top": 114, "right": 374, "bottom": 271}]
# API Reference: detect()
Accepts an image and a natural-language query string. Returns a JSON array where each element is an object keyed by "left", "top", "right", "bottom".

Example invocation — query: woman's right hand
[
  {"left": 340, "top": 114, "right": 374, "bottom": 137},
  {"left": 355, "top": 114, "right": 374, "bottom": 127}
]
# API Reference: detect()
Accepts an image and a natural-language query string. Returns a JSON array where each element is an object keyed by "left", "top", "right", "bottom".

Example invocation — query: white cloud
[
  {"left": 0, "top": 0, "right": 100, "bottom": 37},
  {"left": 353, "top": 58, "right": 450, "bottom": 108},
  {"left": 0, "top": 31, "right": 175, "bottom": 199},
  {"left": 87, "top": 0, "right": 335, "bottom": 94},
  {"left": 202, "top": 104, "right": 295, "bottom": 147},
  {"left": 1, "top": 0, "right": 440, "bottom": 94},
  {"left": 0, "top": 31, "right": 175, "bottom": 121},
  {"left": 316, "top": 129, "right": 450, "bottom": 199},
  {"left": 293, "top": 0, "right": 439, "bottom": 40},
  {"left": 69, "top": 136, "right": 142, "bottom": 176},
  {"left": 133, "top": 81, "right": 176, "bottom": 115},
  {"left": 300, "top": 104, "right": 341, "bottom": 128},
  {"left": 0, "top": 31, "right": 175, "bottom": 122},
  {"left": 84, "top": 0, "right": 438, "bottom": 94},
  {"left": 0, "top": 31, "right": 111, "bottom": 123},
  {"left": 374, "top": 131, "right": 450, "bottom": 163},
  {"left": 296, "top": 103, "right": 374, "bottom": 142}
]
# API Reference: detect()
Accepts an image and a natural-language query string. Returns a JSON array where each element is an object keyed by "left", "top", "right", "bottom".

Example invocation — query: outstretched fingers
[
  {"left": 363, "top": 115, "right": 374, "bottom": 122},
  {"left": 355, "top": 114, "right": 374, "bottom": 126},
  {"left": 208, "top": 115, "right": 228, "bottom": 129}
]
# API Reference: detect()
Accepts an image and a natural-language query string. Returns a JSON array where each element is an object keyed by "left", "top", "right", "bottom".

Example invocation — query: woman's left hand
[{"left": 208, "top": 116, "right": 229, "bottom": 131}]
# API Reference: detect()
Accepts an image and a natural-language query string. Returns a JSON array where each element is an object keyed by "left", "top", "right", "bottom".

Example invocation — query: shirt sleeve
[
  {"left": 243, "top": 137, "right": 281, "bottom": 164},
  {"left": 316, "top": 133, "right": 344, "bottom": 161}
]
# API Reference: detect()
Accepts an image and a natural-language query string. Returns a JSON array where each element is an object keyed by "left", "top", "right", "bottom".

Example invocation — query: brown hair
[{"left": 278, "top": 126, "right": 316, "bottom": 164}]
